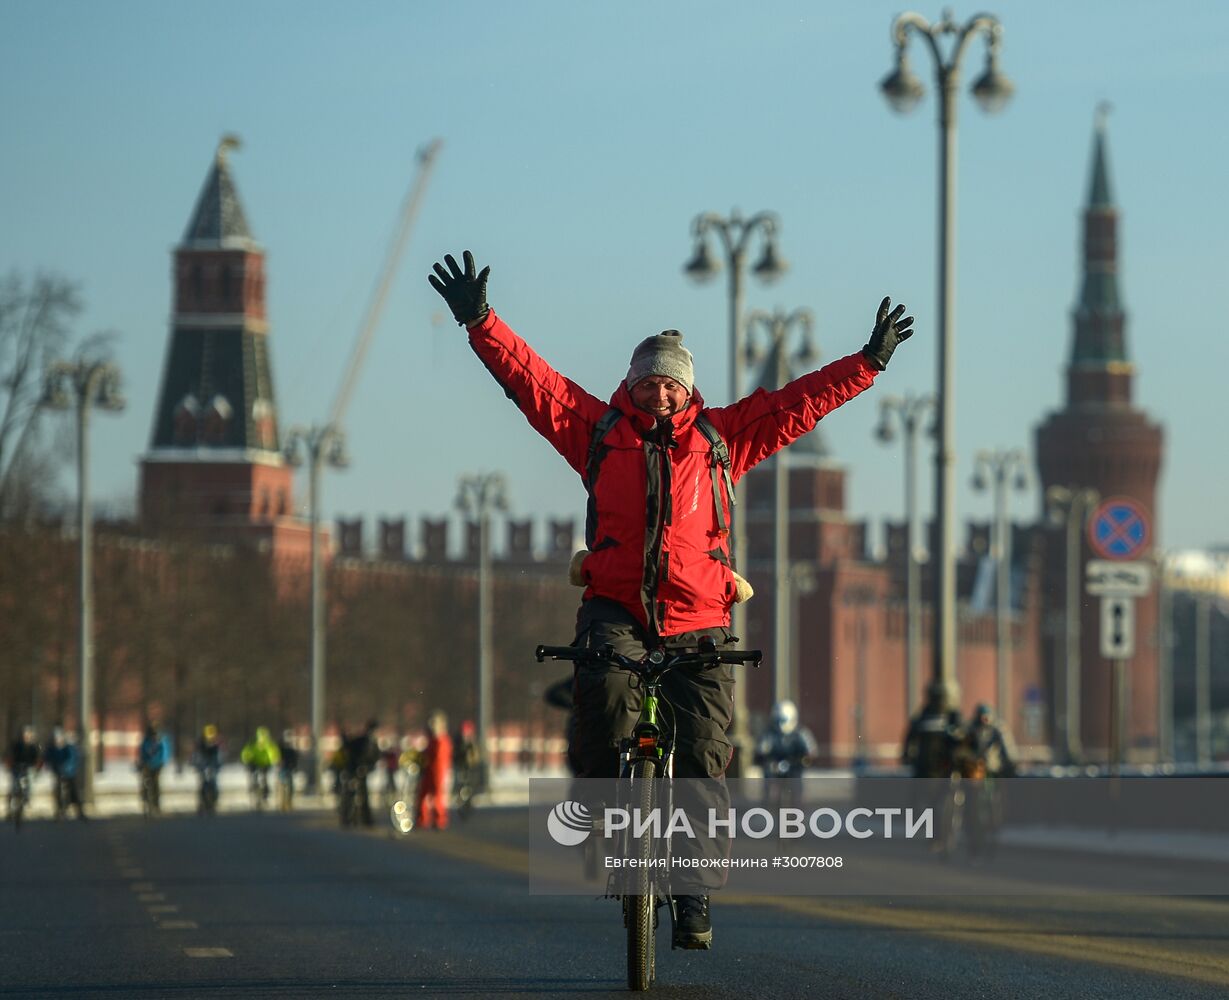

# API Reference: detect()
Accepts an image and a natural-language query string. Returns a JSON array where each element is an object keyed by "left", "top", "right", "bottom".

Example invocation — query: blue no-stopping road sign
[{"left": 1088, "top": 497, "right": 1150, "bottom": 560}]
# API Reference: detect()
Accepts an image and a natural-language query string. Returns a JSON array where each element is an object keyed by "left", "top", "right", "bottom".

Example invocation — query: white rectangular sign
[
  {"left": 1086, "top": 560, "right": 1152, "bottom": 596},
  {"left": 1100, "top": 596, "right": 1136, "bottom": 659}
]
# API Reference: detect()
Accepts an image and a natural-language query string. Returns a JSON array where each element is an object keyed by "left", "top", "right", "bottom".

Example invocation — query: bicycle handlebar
[{"left": 535, "top": 642, "right": 762, "bottom": 670}]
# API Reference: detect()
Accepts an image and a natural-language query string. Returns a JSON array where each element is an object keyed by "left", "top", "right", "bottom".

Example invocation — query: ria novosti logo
[
  {"left": 546, "top": 800, "right": 592, "bottom": 846},
  {"left": 547, "top": 800, "right": 934, "bottom": 843}
]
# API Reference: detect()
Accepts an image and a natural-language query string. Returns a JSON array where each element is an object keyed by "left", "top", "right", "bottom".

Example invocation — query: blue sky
[{"left": 2, "top": 0, "right": 1225, "bottom": 553}]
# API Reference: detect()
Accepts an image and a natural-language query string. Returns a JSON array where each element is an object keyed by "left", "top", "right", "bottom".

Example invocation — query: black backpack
[{"left": 583, "top": 407, "right": 736, "bottom": 553}]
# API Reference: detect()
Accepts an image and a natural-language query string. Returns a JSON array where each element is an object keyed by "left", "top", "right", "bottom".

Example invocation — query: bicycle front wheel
[{"left": 625, "top": 756, "right": 657, "bottom": 991}]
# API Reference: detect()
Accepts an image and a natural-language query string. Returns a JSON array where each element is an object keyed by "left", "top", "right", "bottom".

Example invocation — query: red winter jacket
[{"left": 468, "top": 310, "right": 879, "bottom": 635}]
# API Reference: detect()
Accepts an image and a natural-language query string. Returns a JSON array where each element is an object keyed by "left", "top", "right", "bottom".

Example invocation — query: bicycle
[
  {"left": 248, "top": 767, "right": 271, "bottom": 811},
  {"left": 959, "top": 758, "right": 1000, "bottom": 861},
  {"left": 535, "top": 637, "right": 760, "bottom": 992},
  {"left": 453, "top": 768, "right": 478, "bottom": 822},
  {"left": 9, "top": 768, "right": 33, "bottom": 832},
  {"left": 339, "top": 765, "right": 369, "bottom": 828},
  {"left": 278, "top": 765, "right": 296, "bottom": 812},
  {"left": 197, "top": 764, "right": 220, "bottom": 817},
  {"left": 138, "top": 766, "right": 161, "bottom": 820}
]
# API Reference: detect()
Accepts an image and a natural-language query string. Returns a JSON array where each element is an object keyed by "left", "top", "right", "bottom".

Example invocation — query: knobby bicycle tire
[{"left": 626, "top": 756, "right": 657, "bottom": 991}]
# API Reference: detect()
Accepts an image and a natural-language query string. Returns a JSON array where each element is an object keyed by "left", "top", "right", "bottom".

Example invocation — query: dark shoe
[{"left": 671, "top": 894, "right": 712, "bottom": 950}]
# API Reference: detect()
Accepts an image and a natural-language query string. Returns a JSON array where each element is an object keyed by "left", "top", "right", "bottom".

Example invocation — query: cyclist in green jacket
[{"left": 240, "top": 726, "right": 281, "bottom": 808}]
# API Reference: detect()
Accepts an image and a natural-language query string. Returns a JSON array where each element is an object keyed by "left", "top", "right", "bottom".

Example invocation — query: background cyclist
[
  {"left": 754, "top": 700, "right": 817, "bottom": 811},
  {"left": 240, "top": 726, "right": 280, "bottom": 808},
  {"left": 7, "top": 725, "right": 42, "bottom": 818},
  {"left": 45, "top": 726, "right": 86, "bottom": 821},
  {"left": 136, "top": 722, "right": 171, "bottom": 815}
]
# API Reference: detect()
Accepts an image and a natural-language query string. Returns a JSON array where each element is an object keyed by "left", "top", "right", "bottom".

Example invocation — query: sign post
[{"left": 1086, "top": 497, "right": 1152, "bottom": 771}]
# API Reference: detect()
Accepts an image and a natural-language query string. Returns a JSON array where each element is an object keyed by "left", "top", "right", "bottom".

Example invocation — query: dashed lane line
[{"left": 107, "top": 847, "right": 232, "bottom": 960}]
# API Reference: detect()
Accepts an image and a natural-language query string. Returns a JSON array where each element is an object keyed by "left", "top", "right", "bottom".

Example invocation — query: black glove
[
  {"left": 862, "top": 296, "right": 915, "bottom": 370},
  {"left": 428, "top": 250, "right": 490, "bottom": 327}
]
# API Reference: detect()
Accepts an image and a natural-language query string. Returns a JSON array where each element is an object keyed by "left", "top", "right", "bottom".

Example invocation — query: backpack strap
[
  {"left": 584, "top": 408, "right": 735, "bottom": 553},
  {"left": 584, "top": 408, "right": 623, "bottom": 548},
  {"left": 693, "top": 413, "right": 735, "bottom": 539}
]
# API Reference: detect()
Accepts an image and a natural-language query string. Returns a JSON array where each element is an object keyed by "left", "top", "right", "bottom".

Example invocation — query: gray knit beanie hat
[{"left": 625, "top": 330, "right": 695, "bottom": 393}]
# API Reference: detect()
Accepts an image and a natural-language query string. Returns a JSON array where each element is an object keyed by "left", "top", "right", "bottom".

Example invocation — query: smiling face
[{"left": 630, "top": 375, "right": 690, "bottom": 417}]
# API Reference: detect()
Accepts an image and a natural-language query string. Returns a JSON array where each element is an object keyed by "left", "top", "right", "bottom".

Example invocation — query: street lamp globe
[
  {"left": 326, "top": 434, "right": 350, "bottom": 468},
  {"left": 794, "top": 331, "right": 818, "bottom": 367},
  {"left": 751, "top": 240, "right": 788, "bottom": 283},
  {"left": 971, "top": 55, "right": 1015, "bottom": 113},
  {"left": 40, "top": 376, "right": 71, "bottom": 411},
  {"left": 880, "top": 51, "right": 925, "bottom": 114},
  {"left": 683, "top": 241, "right": 720, "bottom": 283},
  {"left": 97, "top": 371, "right": 126, "bottom": 411}
]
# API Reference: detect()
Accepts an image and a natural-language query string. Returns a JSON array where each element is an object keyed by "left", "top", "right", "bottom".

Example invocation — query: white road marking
[
  {"left": 183, "top": 948, "right": 232, "bottom": 958},
  {"left": 156, "top": 920, "right": 198, "bottom": 930},
  {"left": 137, "top": 893, "right": 165, "bottom": 903},
  {"left": 148, "top": 904, "right": 179, "bottom": 914}
]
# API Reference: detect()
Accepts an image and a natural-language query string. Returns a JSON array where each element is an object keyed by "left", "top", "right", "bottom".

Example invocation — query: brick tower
[
  {"left": 140, "top": 136, "right": 306, "bottom": 553},
  {"left": 1035, "top": 112, "right": 1164, "bottom": 762}
]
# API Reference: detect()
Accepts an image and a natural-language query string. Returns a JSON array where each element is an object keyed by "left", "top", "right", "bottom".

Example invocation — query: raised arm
[
  {"left": 706, "top": 296, "right": 914, "bottom": 479},
  {"left": 428, "top": 251, "right": 607, "bottom": 474}
]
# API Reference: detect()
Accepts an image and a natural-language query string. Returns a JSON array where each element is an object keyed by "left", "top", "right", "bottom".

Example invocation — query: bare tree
[{"left": 0, "top": 272, "right": 84, "bottom": 519}]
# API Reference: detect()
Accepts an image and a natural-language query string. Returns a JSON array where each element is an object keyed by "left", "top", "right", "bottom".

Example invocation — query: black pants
[{"left": 571, "top": 598, "right": 735, "bottom": 892}]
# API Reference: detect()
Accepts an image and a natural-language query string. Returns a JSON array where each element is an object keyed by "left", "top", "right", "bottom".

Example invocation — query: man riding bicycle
[
  {"left": 754, "top": 700, "right": 817, "bottom": 811},
  {"left": 193, "top": 724, "right": 223, "bottom": 815},
  {"left": 340, "top": 719, "right": 380, "bottom": 826},
  {"left": 240, "top": 726, "right": 281, "bottom": 809},
  {"left": 429, "top": 250, "right": 913, "bottom": 950},
  {"left": 958, "top": 703, "right": 1016, "bottom": 838},
  {"left": 7, "top": 726, "right": 42, "bottom": 820},
  {"left": 136, "top": 723, "right": 171, "bottom": 815},
  {"left": 45, "top": 727, "right": 87, "bottom": 821}
]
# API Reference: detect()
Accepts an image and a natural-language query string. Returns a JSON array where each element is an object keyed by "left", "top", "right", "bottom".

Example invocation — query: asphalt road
[{"left": 2, "top": 804, "right": 1227, "bottom": 999}]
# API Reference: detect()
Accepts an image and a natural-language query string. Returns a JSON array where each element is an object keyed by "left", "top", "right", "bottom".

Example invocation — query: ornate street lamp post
[
  {"left": 283, "top": 423, "right": 349, "bottom": 794},
  {"left": 684, "top": 210, "right": 786, "bottom": 764},
  {"left": 843, "top": 584, "right": 879, "bottom": 769},
  {"left": 1045, "top": 484, "right": 1099, "bottom": 763},
  {"left": 456, "top": 472, "right": 508, "bottom": 783},
  {"left": 746, "top": 307, "right": 817, "bottom": 706},
  {"left": 880, "top": 9, "right": 1014, "bottom": 703},
  {"left": 875, "top": 393, "right": 935, "bottom": 719},
  {"left": 41, "top": 357, "right": 125, "bottom": 803},
  {"left": 972, "top": 448, "right": 1028, "bottom": 727}
]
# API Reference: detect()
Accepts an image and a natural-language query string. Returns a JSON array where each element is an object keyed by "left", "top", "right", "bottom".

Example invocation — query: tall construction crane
[{"left": 283, "top": 138, "right": 443, "bottom": 792}]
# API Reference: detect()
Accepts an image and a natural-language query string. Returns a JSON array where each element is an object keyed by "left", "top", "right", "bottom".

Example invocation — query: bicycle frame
[
  {"left": 10, "top": 769, "right": 32, "bottom": 830},
  {"left": 535, "top": 639, "right": 760, "bottom": 990}
]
